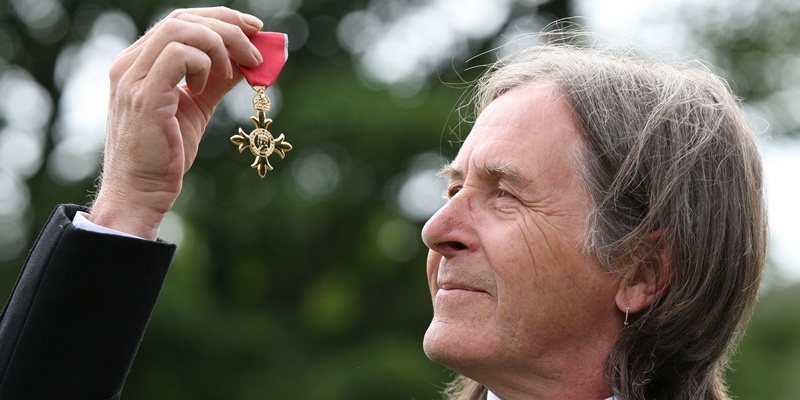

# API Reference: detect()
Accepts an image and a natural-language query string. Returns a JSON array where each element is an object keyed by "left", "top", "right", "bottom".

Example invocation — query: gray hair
[{"left": 443, "top": 36, "right": 767, "bottom": 400}]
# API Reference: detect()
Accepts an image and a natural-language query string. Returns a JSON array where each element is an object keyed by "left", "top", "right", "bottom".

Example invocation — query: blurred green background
[{"left": 1, "top": 0, "right": 799, "bottom": 398}]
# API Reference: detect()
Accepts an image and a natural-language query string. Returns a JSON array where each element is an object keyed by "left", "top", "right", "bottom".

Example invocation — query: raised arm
[{"left": 0, "top": 7, "right": 264, "bottom": 399}]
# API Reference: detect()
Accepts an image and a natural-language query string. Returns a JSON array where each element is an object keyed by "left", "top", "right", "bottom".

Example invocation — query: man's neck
[
  {"left": 472, "top": 360, "right": 613, "bottom": 400},
  {"left": 487, "top": 390, "right": 615, "bottom": 400}
]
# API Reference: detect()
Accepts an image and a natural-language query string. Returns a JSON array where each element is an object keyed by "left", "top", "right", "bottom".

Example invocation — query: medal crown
[{"left": 252, "top": 89, "right": 271, "bottom": 112}]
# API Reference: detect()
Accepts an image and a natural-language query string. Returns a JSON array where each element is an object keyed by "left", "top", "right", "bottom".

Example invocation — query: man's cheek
[{"left": 426, "top": 250, "right": 442, "bottom": 294}]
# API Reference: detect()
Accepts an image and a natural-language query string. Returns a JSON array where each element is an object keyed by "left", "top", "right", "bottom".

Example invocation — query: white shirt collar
[{"left": 487, "top": 390, "right": 615, "bottom": 400}]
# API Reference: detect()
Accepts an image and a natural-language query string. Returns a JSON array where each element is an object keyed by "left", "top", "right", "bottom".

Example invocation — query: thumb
[{"left": 189, "top": 65, "right": 245, "bottom": 112}]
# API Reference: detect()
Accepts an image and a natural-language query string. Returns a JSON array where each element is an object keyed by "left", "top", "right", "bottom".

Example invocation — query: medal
[{"left": 231, "top": 32, "right": 291, "bottom": 178}]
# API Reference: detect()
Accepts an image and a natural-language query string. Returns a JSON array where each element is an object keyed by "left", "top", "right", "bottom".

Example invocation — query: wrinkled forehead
[{"left": 446, "top": 82, "right": 585, "bottom": 183}]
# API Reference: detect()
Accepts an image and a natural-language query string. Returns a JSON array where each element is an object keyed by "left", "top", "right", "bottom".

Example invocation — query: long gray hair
[{"left": 442, "top": 36, "right": 767, "bottom": 400}]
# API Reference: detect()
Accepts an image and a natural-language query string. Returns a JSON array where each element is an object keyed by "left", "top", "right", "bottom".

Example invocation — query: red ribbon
[{"left": 239, "top": 32, "right": 288, "bottom": 87}]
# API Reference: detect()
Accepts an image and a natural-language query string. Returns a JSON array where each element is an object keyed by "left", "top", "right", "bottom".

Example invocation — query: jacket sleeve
[{"left": 0, "top": 204, "right": 176, "bottom": 400}]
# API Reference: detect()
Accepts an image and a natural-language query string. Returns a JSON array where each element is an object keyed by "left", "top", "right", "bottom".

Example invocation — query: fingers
[
  {"left": 112, "top": 7, "right": 263, "bottom": 92},
  {"left": 168, "top": 7, "right": 264, "bottom": 37},
  {"left": 147, "top": 42, "right": 212, "bottom": 95},
  {"left": 175, "top": 13, "right": 263, "bottom": 67},
  {"left": 133, "top": 18, "right": 227, "bottom": 84},
  {"left": 121, "top": 7, "right": 262, "bottom": 58},
  {"left": 185, "top": 64, "right": 244, "bottom": 116}
]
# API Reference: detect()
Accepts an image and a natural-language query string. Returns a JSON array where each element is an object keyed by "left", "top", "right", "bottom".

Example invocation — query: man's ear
[{"left": 615, "top": 230, "right": 671, "bottom": 317}]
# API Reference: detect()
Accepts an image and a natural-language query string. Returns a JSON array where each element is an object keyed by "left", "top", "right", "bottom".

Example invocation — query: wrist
[{"left": 89, "top": 189, "right": 175, "bottom": 241}]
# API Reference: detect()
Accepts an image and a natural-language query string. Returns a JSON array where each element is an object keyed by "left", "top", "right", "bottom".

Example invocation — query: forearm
[{"left": 0, "top": 204, "right": 176, "bottom": 399}]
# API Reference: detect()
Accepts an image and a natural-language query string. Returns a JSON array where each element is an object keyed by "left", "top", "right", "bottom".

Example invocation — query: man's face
[{"left": 421, "top": 83, "right": 621, "bottom": 384}]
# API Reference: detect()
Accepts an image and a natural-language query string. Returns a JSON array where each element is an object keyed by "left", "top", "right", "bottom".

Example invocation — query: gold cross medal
[{"left": 231, "top": 32, "right": 291, "bottom": 178}]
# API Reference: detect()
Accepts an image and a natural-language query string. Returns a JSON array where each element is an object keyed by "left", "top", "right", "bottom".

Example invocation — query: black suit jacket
[{"left": 0, "top": 205, "right": 176, "bottom": 399}]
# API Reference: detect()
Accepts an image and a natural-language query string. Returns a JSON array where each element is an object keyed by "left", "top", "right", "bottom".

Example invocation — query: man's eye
[
  {"left": 498, "top": 189, "right": 513, "bottom": 199},
  {"left": 447, "top": 185, "right": 462, "bottom": 198}
]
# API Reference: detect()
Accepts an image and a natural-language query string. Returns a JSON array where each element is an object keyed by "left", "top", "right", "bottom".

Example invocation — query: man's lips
[{"left": 438, "top": 281, "right": 487, "bottom": 293}]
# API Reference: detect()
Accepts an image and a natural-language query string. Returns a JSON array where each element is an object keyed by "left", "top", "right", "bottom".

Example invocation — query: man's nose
[{"left": 421, "top": 193, "right": 476, "bottom": 258}]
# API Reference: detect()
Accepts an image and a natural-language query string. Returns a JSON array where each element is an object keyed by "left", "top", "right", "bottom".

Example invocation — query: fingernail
[
  {"left": 241, "top": 13, "right": 263, "bottom": 30},
  {"left": 251, "top": 43, "right": 263, "bottom": 64}
]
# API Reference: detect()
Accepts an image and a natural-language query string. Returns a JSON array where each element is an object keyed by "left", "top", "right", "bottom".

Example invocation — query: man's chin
[{"left": 423, "top": 319, "right": 493, "bottom": 369}]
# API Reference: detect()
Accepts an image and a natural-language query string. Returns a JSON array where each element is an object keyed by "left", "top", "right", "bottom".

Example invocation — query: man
[
  {"left": 423, "top": 44, "right": 766, "bottom": 399},
  {"left": 0, "top": 7, "right": 766, "bottom": 400}
]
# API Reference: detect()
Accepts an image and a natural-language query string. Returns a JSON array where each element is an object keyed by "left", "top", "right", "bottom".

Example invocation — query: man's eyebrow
[
  {"left": 436, "top": 163, "right": 463, "bottom": 182},
  {"left": 436, "top": 162, "right": 531, "bottom": 189},
  {"left": 478, "top": 163, "right": 532, "bottom": 189}
]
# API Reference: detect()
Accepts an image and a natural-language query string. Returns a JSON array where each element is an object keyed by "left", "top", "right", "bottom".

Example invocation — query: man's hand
[{"left": 89, "top": 7, "right": 264, "bottom": 240}]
